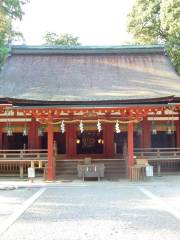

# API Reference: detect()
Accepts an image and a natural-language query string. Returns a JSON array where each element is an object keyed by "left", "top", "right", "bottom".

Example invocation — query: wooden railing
[
  {"left": 134, "top": 148, "right": 180, "bottom": 160},
  {"left": 0, "top": 149, "right": 48, "bottom": 161},
  {"left": 134, "top": 148, "right": 180, "bottom": 175},
  {"left": 0, "top": 149, "right": 48, "bottom": 178}
]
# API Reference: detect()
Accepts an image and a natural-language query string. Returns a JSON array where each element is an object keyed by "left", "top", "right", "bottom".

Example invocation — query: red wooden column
[
  {"left": 103, "top": 123, "right": 114, "bottom": 157},
  {"left": 66, "top": 123, "right": 76, "bottom": 157},
  {"left": 28, "top": 118, "right": 41, "bottom": 149},
  {"left": 28, "top": 117, "right": 36, "bottom": 149},
  {"left": 47, "top": 115, "right": 55, "bottom": 181},
  {"left": 128, "top": 122, "right": 134, "bottom": 176},
  {"left": 142, "top": 118, "right": 151, "bottom": 148}
]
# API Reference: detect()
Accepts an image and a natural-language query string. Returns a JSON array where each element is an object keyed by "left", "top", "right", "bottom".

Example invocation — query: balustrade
[
  {"left": 134, "top": 148, "right": 180, "bottom": 175},
  {"left": 0, "top": 149, "right": 48, "bottom": 178}
]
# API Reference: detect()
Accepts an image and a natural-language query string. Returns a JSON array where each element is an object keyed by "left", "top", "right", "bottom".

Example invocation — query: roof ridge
[{"left": 10, "top": 44, "right": 165, "bottom": 55}]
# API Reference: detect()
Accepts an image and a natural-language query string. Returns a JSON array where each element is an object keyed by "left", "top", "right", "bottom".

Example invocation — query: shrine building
[{"left": 0, "top": 45, "right": 180, "bottom": 180}]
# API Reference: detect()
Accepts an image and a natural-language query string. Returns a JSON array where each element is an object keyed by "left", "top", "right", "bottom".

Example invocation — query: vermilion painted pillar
[
  {"left": 142, "top": 118, "right": 151, "bottom": 148},
  {"left": 128, "top": 122, "right": 134, "bottom": 172},
  {"left": 103, "top": 123, "right": 114, "bottom": 157},
  {"left": 66, "top": 124, "right": 76, "bottom": 157},
  {"left": 28, "top": 117, "right": 36, "bottom": 149},
  {"left": 47, "top": 116, "right": 55, "bottom": 181}
]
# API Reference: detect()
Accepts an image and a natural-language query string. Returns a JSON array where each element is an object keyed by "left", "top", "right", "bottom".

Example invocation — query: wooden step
[{"left": 56, "top": 159, "right": 127, "bottom": 179}]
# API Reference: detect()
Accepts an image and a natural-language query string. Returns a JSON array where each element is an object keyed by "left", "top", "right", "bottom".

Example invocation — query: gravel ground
[
  {"left": 0, "top": 188, "right": 37, "bottom": 224},
  {"left": 0, "top": 180, "right": 180, "bottom": 240}
]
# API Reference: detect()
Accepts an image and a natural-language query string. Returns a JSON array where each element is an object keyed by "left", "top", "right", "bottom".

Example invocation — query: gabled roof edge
[{"left": 0, "top": 96, "right": 178, "bottom": 107}]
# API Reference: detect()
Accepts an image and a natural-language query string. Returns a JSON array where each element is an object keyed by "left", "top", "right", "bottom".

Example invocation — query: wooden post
[
  {"left": 19, "top": 165, "right": 24, "bottom": 178},
  {"left": 128, "top": 122, "right": 134, "bottom": 177},
  {"left": 103, "top": 123, "right": 114, "bottom": 157},
  {"left": 31, "top": 161, "right": 34, "bottom": 168},
  {"left": 66, "top": 123, "right": 76, "bottom": 157},
  {"left": 29, "top": 121, "right": 41, "bottom": 149},
  {"left": 47, "top": 115, "right": 55, "bottom": 181},
  {"left": 28, "top": 117, "right": 37, "bottom": 149}
]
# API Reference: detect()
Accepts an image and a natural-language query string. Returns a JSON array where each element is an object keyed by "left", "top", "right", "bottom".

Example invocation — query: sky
[{"left": 14, "top": 0, "right": 135, "bottom": 46}]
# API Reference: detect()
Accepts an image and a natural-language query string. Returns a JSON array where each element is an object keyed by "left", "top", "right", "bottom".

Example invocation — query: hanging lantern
[
  {"left": 166, "top": 121, "right": 172, "bottom": 135},
  {"left": 79, "top": 120, "right": 84, "bottom": 133},
  {"left": 22, "top": 117, "right": 28, "bottom": 136},
  {"left": 136, "top": 124, "right": 142, "bottom": 136},
  {"left": 60, "top": 120, "right": 65, "bottom": 133},
  {"left": 98, "top": 139, "right": 102, "bottom": 144},
  {"left": 22, "top": 126, "right": 28, "bottom": 136},
  {"left": 7, "top": 126, "right": 13, "bottom": 136},
  {"left": 6, "top": 110, "right": 13, "bottom": 136},
  {"left": 97, "top": 120, "right": 102, "bottom": 132},
  {"left": 166, "top": 126, "right": 172, "bottom": 135},
  {"left": 38, "top": 126, "right": 44, "bottom": 136},
  {"left": 115, "top": 120, "right": 121, "bottom": 133},
  {"left": 151, "top": 121, "right": 157, "bottom": 135}
]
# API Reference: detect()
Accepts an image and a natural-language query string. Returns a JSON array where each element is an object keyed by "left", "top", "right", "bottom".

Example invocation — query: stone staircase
[{"left": 56, "top": 159, "right": 127, "bottom": 180}]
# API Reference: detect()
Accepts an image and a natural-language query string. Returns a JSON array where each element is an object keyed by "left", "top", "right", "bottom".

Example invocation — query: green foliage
[
  {"left": 43, "top": 32, "right": 81, "bottom": 46},
  {"left": 0, "top": 0, "right": 28, "bottom": 20},
  {"left": 0, "top": 0, "right": 28, "bottom": 69},
  {"left": 127, "top": 0, "right": 180, "bottom": 75},
  {"left": 0, "top": 49, "right": 7, "bottom": 68}
]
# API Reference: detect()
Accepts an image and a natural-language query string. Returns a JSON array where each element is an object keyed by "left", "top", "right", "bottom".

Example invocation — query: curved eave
[{"left": 0, "top": 96, "right": 178, "bottom": 108}]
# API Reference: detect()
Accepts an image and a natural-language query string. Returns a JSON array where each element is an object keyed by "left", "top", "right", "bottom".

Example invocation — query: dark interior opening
[
  {"left": 77, "top": 131, "right": 103, "bottom": 154},
  {"left": 114, "top": 132, "right": 141, "bottom": 154},
  {"left": 151, "top": 131, "right": 177, "bottom": 148},
  {"left": 3, "top": 133, "right": 28, "bottom": 149},
  {"left": 40, "top": 133, "right": 47, "bottom": 149},
  {"left": 114, "top": 132, "right": 127, "bottom": 154},
  {"left": 54, "top": 132, "right": 66, "bottom": 154}
]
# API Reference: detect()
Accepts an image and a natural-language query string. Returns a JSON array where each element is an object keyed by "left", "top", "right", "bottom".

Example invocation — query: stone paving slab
[
  {"left": 0, "top": 188, "right": 37, "bottom": 224},
  {"left": 1, "top": 174, "right": 180, "bottom": 189},
  {"left": 0, "top": 181, "right": 180, "bottom": 240}
]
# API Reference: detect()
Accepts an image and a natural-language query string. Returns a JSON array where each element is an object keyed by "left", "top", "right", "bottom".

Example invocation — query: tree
[
  {"left": 0, "top": 0, "right": 28, "bottom": 69},
  {"left": 43, "top": 32, "right": 81, "bottom": 46},
  {"left": 127, "top": 0, "right": 180, "bottom": 75}
]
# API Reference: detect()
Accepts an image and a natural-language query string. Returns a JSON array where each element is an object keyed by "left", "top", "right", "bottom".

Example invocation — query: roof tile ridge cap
[{"left": 11, "top": 44, "right": 165, "bottom": 50}]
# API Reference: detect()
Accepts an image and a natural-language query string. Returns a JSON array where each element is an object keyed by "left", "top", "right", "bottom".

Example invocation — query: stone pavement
[{"left": 0, "top": 175, "right": 180, "bottom": 240}]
